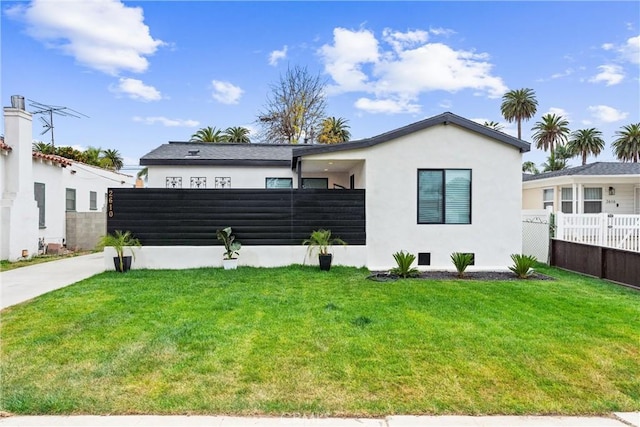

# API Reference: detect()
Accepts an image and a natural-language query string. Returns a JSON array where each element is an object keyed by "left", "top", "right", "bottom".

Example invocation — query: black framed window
[
  {"left": 266, "top": 178, "right": 292, "bottom": 188},
  {"left": 34, "top": 182, "right": 45, "bottom": 227},
  {"left": 65, "top": 188, "right": 76, "bottom": 212},
  {"left": 302, "top": 178, "right": 328, "bottom": 189},
  {"left": 418, "top": 169, "right": 471, "bottom": 224}
]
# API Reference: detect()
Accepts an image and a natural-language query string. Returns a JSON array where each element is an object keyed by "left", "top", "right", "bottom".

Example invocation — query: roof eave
[{"left": 140, "top": 158, "right": 291, "bottom": 167}]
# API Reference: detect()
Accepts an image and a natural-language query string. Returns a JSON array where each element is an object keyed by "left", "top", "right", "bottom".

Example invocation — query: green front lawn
[{"left": 1, "top": 265, "right": 638, "bottom": 415}]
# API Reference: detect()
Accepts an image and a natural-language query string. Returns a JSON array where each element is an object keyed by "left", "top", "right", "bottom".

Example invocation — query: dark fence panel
[
  {"left": 551, "top": 239, "right": 639, "bottom": 288},
  {"left": 107, "top": 188, "right": 365, "bottom": 246}
]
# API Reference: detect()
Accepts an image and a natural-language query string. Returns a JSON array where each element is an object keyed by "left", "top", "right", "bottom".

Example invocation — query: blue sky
[{"left": 2, "top": 1, "right": 639, "bottom": 174}]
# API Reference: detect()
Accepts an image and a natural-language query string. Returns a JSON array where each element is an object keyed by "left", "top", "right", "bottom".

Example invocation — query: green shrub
[
  {"left": 450, "top": 252, "right": 474, "bottom": 278},
  {"left": 509, "top": 253, "right": 537, "bottom": 279},
  {"left": 390, "top": 250, "right": 419, "bottom": 278}
]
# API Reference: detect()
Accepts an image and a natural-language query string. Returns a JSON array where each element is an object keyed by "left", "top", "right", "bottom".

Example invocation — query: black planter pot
[
  {"left": 113, "top": 255, "right": 132, "bottom": 272},
  {"left": 319, "top": 253, "right": 333, "bottom": 271}
]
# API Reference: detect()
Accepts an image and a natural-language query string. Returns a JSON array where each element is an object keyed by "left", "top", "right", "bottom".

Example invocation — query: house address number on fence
[{"left": 107, "top": 189, "right": 114, "bottom": 218}]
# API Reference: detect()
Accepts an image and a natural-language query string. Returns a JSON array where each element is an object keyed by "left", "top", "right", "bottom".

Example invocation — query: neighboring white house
[
  {"left": 1, "top": 96, "right": 136, "bottom": 261},
  {"left": 139, "top": 112, "right": 530, "bottom": 270},
  {"left": 522, "top": 163, "right": 640, "bottom": 215}
]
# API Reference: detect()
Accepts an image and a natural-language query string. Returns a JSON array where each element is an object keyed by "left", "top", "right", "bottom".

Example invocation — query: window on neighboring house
[
  {"left": 265, "top": 178, "right": 292, "bottom": 188},
  {"left": 561, "top": 188, "right": 573, "bottom": 213},
  {"left": 584, "top": 187, "right": 602, "bottom": 213},
  {"left": 543, "top": 188, "right": 554, "bottom": 210},
  {"left": 190, "top": 177, "right": 206, "bottom": 188},
  {"left": 166, "top": 177, "right": 182, "bottom": 188},
  {"left": 65, "top": 188, "right": 76, "bottom": 211},
  {"left": 34, "top": 182, "right": 45, "bottom": 228},
  {"left": 302, "top": 178, "right": 328, "bottom": 189},
  {"left": 418, "top": 169, "right": 471, "bottom": 224},
  {"left": 89, "top": 191, "right": 97, "bottom": 210}
]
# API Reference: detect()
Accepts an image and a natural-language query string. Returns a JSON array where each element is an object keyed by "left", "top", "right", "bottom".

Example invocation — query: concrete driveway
[{"left": 0, "top": 252, "right": 105, "bottom": 310}]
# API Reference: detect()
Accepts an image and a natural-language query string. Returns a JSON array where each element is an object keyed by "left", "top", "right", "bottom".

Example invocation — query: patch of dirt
[{"left": 368, "top": 271, "right": 555, "bottom": 282}]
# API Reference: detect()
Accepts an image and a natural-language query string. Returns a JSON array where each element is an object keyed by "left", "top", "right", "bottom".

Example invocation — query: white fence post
[{"left": 556, "top": 212, "right": 564, "bottom": 241}]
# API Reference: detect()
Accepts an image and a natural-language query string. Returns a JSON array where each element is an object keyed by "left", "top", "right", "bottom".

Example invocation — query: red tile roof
[
  {"left": 0, "top": 137, "right": 11, "bottom": 152},
  {"left": 32, "top": 151, "right": 72, "bottom": 166}
]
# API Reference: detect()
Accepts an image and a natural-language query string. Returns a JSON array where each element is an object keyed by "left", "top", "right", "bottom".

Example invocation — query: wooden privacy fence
[
  {"left": 550, "top": 239, "right": 640, "bottom": 288},
  {"left": 106, "top": 188, "right": 366, "bottom": 246},
  {"left": 555, "top": 212, "right": 640, "bottom": 252}
]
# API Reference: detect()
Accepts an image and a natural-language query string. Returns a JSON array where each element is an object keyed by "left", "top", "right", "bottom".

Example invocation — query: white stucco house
[
  {"left": 1, "top": 96, "right": 136, "bottom": 261},
  {"left": 522, "top": 163, "right": 640, "bottom": 215},
  {"left": 138, "top": 112, "right": 530, "bottom": 270}
]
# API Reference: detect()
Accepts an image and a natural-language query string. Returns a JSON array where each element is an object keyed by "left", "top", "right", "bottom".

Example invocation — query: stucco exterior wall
[
  {"left": 304, "top": 123, "right": 523, "bottom": 270},
  {"left": 147, "top": 165, "right": 295, "bottom": 189},
  {"left": 103, "top": 245, "right": 367, "bottom": 270}
]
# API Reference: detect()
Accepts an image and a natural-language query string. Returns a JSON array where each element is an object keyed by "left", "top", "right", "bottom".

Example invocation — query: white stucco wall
[
  {"left": 32, "top": 160, "right": 135, "bottom": 246},
  {"left": 103, "top": 245, "right": 367, "bottom": 270},
  {"left": 147, "top": 165, "right": 295, "bottom": 189},
  {"left": 303, "top": 123, "right": 524, "bottom": 270}
]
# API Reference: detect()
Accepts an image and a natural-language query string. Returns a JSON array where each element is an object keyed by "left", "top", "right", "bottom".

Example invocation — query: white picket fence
[{"left": 555, "top": 212, "right": 640, "bottom": 252}]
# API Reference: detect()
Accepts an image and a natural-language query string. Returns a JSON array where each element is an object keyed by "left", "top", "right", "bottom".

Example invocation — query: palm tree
[
  {"left": 100, "top": 148, "right": 124, "bottom": 171},
  {"left": 612, "top": 123, "right": 640, "bottom": 163},
  {"left": 32, "top": 141, "right": 55, "bottom": 154},
  {"left": 317, "top": 117, "right": 351, "bottom": 144},
  {"left": 522, "top": 161, "right": 539, "bottom": 174},
  {"left": 567, "top": 128, "right": 605, "bottom": 165},
  {"left": 542, "top": 145, "right": 573, "bottom": 172},
  {"left": 223, "top": 126, "right": 251, "bottom": 143},
  {"left": 500, "top": 88, "right": 538, "bottom": 139},
  {"left": 83, "top": 146, "right": 103, "bottom": 166},
  {"left": 190, "top": 126, "right": 224, "bottom": 143},
  {"left": 483, "top": 121, "right": 504, "bottom": 132},
  {"left": 532, "top": 113, "right": 570, "bottom": 155},
  {"left": 137, "top": 167, "right": 148, "bottom": 181}
]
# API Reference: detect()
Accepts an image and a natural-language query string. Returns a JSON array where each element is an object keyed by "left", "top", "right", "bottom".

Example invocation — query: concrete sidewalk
[
  {"left": 0, "top": 414, "right": 638, "bottom": 426},
  {"left": 0, "top": 252, "right": 105, "bottom": 310}
]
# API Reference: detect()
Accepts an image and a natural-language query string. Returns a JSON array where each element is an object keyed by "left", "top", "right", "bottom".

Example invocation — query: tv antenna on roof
[{"left": 27, "top": 99, "right": 89, "bottom": 148}]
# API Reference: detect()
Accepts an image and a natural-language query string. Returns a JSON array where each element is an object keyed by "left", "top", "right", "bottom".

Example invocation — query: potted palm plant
[
  {"left": 98, "top": 230, "right": 141, "bottom": 272},
  {"left": 216, "top": 227, "right": 241, "bottom": 270},
  {"left": 303, "top": 229, "right": 347, "bottom": 271}
]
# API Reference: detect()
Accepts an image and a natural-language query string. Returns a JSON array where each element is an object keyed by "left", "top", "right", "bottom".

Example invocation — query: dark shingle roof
[
  {"left": 523, "top": 162, "right": 640, "bottom": 181},
  {"left": 140, "top": 142, "right": 294, "bottom": 166},
  {"left": 140, "top": 112, "right": 531, "bottom": 166},
  {"left": 292, "top": 112, "right": 530, "bottom": 160}
]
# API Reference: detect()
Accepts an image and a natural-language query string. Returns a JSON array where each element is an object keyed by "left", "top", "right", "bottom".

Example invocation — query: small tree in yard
[{"left": 257, "top": 65, "right": 327, "bottom": 144}]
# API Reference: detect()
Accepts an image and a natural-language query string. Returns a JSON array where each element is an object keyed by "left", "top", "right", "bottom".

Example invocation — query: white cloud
[
  {"left": 133, "top": 116, "right": 199, "bottom": 127},
  {"left": 319, "top": 27, "right": 507, "bottom": 114},
  {"left": 319, "top": 28, "right": 380, "bottom": 94},
  {"left": 110, "top": 78, "right": 162, "bottom": 101},
  {"left": 588, "top": 105, "right": 628, "bottom": 123},
  {"left": 619, "top": 35, "right": 640, "bottom": 64},
  {"left": 601, "top": 43, "right": 614, "bottom": 51},
  {"left": 7, "top": 0, "right": 163, "bottom": 75},
  {"left": 354, "top": 97, "right": 420, "bottom": 114},
  {"left": 269, "top": 45, "right": 288, "bottom": 66},
  {"left": 589, "top": 64, "right": 625, "bottom": 86},
  {"left": 382, "top": 28, "right": 429, "bottom": 52},
  {"left": 210, "top": 80, "right": 243, "bottom": 104},
  {"left": 429, "top": 27, "right": 456, "bottom": 37},
  {"left": 550, "top": 68, "right": 574, "bottom": 79},
  {"left": 545, "top": 107, "right": 571, "bottom": 120}
]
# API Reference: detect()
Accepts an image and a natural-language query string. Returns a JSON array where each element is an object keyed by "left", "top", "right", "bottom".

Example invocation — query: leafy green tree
[
  {"left": 258, "top": 65, "right": 327, "bottom": 144},
  {"left": 532, "top": 113, "right": 570, "bottom": 155},
  {"left": 500, "top": 88, "right": 538, "bottom": 139},
  {"left": 483, "top": 120, "right": 504, "bottom": 132},
  {"left": 100, "top": 148, "right": 124, "bottom": 171},
  {"left": 223, "top": 126, "right": 251, "bottom": 143},
  {"left": 612, "top": 123, "right": 640, "bottom": 163},
  {"left": 190, "top": 126, "right": 224, "bottom": 143},
  {"left": 54, "top": 146, "right": 85, "bottom": 162},
  {"left": 137, "top": 167, "right": 148, "bottom": 181},
  {"left": 567, "top": 128, "right": 605, "bottom": 165},
  {"left": 522, "top": 161, "right": 539, "bottom": 174},
  {"left": 317, "top": 117, "right": 351, "bottom": 144},
  {"left": 32, "top": 141, "right": 55, "bottom": 154}
]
